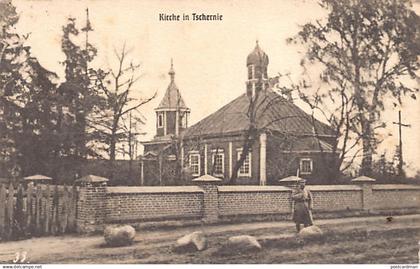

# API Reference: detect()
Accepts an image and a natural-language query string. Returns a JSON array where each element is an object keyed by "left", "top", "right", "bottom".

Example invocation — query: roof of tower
[
  {"left": 156, "top": 60, "right": 189, "bottom": 111},
  {"left": 156, "top": 81, "right": 189, "bottom": 110},
  {"left": 246, "top": 40, "right": 269, "bottom": 66}
]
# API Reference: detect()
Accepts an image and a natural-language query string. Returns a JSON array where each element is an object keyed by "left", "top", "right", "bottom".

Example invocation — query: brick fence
[{"left": 75, "top": 179, "right": 420, "bottom": 233}]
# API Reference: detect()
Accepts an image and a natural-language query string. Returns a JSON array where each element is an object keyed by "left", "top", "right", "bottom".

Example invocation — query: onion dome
[{"left": 246, "top": 40, "right": 269, "bottom": 66}]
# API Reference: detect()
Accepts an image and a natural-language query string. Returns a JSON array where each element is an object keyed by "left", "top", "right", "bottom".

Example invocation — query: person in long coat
[{"left": 292, "top": 179, "right": 313, "bottom": 232}]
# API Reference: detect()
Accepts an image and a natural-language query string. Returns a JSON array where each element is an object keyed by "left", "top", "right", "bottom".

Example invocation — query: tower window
[
  {"left": 255, "top": 66, "right": 262, "bottom": 79},
  {"left": 157, "top": 113, "right": 164, "bottom": 128},
  {"left": 300, "top": 158, "right": 313, "bottom": 175},
  {"left": 180, "top": 112, "right": 188, "bottom": 128},
  {"left": 248, "top": 65, "right": 254, "bottom": 79}
]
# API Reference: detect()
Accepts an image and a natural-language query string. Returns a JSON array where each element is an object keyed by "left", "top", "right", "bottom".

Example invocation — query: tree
[
  {"left": 91, "top": 44, "right": 155, "bottom": 179},
  {"left": 58, "top": 15, "right": 102, "bottom": 176},
  {"left": 16, "top": 57, "right": 60, "bottom": 177},
  {"left": 228, "top": 76, "right": 309, "bottom": 184},
  {"left": 1, "top": 0, "right": 61, "bottom": 178},
  {"left": 0, "top": 0, "right": 24, "bottom": 177},
  {"left": 290, "top": 0, "right": 419, "bottom": 176},
  {"left": 284, "top": 74, "right": 365, "bottom": 181}
]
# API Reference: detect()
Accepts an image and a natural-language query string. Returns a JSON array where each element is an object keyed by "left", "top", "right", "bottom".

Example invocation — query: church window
[
  {"left": 189, "top": 152, "right": 200, "bottom": 176},
  {"left": 300, "top": 158, "right": 313, "bottom": 175},
  {"left": 211, "top": 151, "right": 224, "bottom": 176},
  {"left": 237, "top": 149, "right": 251, "bottom": 177},
  {"left": 157, "top": 113, "right": 164, "bottom": 128}
]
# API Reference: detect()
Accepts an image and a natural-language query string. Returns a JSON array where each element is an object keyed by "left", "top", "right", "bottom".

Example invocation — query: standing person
[{"left": 291, "top": 179, "right": 313, "bottom": 232}]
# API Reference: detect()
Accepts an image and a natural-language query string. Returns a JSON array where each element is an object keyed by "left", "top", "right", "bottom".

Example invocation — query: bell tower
[
  {"left": 155, "top": 59, "right": 190, "bottom": 138},
  {"left": 246, "top": 41, "right": 269, "bottom": 99}
]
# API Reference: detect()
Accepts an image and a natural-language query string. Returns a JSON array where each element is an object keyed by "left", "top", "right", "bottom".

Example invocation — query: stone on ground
[
  {"left": 175, "top": 231, "right": 207, "bottom": 251},
  {"left": 227, "top": 235, "right": 262, "bottom": 251},
  {"left": 104, "top": 225, "right": 136, "bottom": 247},
  {"left": 299, "top": 225, "right": 323, "bottom": 239}
]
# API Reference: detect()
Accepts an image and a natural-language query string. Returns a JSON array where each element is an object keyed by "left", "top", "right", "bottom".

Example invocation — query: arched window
[{"left": 157, "top": 113, "right": 164, "bottom": 128}]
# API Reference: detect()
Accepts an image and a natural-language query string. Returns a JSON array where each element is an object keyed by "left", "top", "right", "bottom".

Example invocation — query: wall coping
[
  {"left": 105, "top": 184, "right": 420, "bottom": 195},
  {"left": 218, "top": 185, "right": 365, "bottom": 192},
  {"left": 107, "top": 186, "right": 204, "bottom": 194},
  {"left": 372, "top": 184, "right": 420, "bottom": 190},
  {"left": 218, "top": 185, "right": 292, "bottom": 192},
  {"left": 307, "top": 185, "right": 362, "bottom": 191}
]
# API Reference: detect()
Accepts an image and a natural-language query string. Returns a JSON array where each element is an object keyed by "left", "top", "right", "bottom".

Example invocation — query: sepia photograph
[{"left": 0, "top": 0, "right": 419, "bottom": 266}]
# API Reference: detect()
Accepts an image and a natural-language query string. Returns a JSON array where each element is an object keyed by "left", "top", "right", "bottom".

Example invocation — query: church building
[{"left": 141, "top": 42, "right": 337, "bottom": 185}]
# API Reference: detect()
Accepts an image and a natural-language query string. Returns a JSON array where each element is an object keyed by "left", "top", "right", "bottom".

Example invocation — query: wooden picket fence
[{"left": 0, "top": 183, "right": 79, "bottom": 241}]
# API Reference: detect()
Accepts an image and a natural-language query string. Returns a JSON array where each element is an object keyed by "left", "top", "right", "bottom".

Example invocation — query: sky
[{"left": 12, "top": 0, "right": 420, "bottom": 175}]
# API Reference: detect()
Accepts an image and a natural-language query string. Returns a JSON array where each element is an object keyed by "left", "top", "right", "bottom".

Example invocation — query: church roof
[
  {"left": 156, "top": 81, "right": 188, "bottom": 110},
  {"left": 182, "top": 89, "right": 334, "bottom": 138},
  {"left": 277, "top": 136, "right": 335, "bottom": 152}
]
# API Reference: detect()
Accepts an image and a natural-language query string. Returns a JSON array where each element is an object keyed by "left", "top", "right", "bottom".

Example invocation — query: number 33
[{"left": 13, "top": 251, "right": 27, "bottom": 263}]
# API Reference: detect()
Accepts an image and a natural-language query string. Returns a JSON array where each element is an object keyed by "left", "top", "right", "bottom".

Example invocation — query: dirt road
[{"left": 1, "top": 214, "right": 419, "bottom": 264}]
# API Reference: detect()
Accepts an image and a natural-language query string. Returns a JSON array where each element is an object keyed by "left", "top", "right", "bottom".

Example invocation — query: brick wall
[
  {"left": 105, "top": 186, "right": 204, "bottom": 223},
  {"left": 371, "top": 185, "right": 420, "bottom": 210},
  {"left": 309, "top": 185, "right": 363, "bottom": 212},
  {"left": 218, "top": 186, "right": 292, "bottom": 216},
  {"left": 75, "top": 182, "right": 420, "bottom": 233}
]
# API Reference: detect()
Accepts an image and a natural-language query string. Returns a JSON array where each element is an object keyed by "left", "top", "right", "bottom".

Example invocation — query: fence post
[
  {"left": 6, "top": 182, "right": 14, "bottom": 239},
  {"left": 193, "top": 175, "right": 222, "bottom": 224},
  {"left": 76, "top": 175, "right": 108, "bottom": 233},
  {"left": 0, "top": 184, "right": 6, "bottom": 238},
  {"left": 351, "top": 176, "right": 376, "bottom": 212}
]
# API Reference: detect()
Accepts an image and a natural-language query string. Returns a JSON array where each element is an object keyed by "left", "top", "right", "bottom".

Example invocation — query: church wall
[
  {"left": 182, "top": 135, "right": 261, "bottom": 185},
  {"left": 266, "top": 135, "right": 338, "bottom": 184},
  {"left": 231, "top": 139, "right": 261, "bottom": 185},
  {"left": 182, "top": 137, "right": 229, "bottom": 181},
  {"left": 142, "top": 134, "right": 337, "bottom": 185}
]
